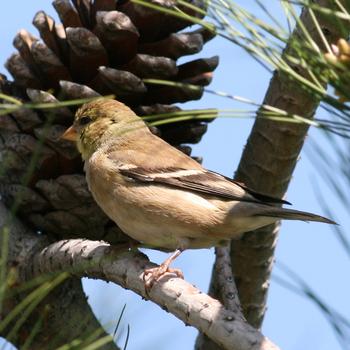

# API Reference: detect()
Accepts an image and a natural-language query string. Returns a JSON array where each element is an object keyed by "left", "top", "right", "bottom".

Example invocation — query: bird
[{"left": 62, "top": 98, "right": 335, "bottom": 289}]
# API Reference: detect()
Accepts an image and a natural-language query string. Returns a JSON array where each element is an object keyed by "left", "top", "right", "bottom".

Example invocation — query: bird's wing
[{"left": 119, "top": 166, "right": 290, "bottom": 205}]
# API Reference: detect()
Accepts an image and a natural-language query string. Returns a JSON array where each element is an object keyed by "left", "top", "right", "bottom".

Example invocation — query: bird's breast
[
  {"left": 85, "top": 154, "right": 231, "bottom": 249},
  {"left": 85, "top": 152, "right": 278, "bottom": 250}
]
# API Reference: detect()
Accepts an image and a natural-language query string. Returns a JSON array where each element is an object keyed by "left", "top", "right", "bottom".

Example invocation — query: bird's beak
[{"left": 61, "top": 126, "right": 78, "bottom": 141}]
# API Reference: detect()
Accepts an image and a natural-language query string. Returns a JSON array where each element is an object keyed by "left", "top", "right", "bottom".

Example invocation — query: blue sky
[{"left": 1, "top": 2, "right": 349, "bottom": 350}]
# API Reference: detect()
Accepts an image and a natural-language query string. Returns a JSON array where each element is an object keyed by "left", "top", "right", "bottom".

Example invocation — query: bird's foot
[
  {"left": 143, "top": 265, "right": 184, "bottom": 291},
  {"left": 142, "top": 249, "right": 184, "bottom": 293}
]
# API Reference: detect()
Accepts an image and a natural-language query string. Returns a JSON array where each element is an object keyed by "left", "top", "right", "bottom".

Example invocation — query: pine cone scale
[{"left": 1, "top": 0, "right": 219, "bottom": 241}]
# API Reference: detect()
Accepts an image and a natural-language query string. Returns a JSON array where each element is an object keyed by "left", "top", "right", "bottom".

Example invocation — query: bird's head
[{"left": 62, "top": 98, "right": 147, "bottom": 159}]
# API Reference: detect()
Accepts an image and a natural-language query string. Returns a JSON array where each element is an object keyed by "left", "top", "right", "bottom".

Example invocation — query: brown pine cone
[{"left": 1, "top": 0, "right": 218, "bottom": 243}]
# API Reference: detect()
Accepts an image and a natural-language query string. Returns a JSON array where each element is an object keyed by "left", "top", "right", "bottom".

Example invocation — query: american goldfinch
[{"left": 62, "top": 99, "right": 335, "bottom": 288}]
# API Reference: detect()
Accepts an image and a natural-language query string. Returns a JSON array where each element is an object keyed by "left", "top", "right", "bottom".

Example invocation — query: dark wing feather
[
  {"left": 120, "top": 167, "right": 289, "bottom": 205},
  {"left": 210, "top": 171, "right": 291, "bottom": 205}
]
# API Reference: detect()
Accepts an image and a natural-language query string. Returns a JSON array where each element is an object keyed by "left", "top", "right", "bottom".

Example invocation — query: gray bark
[
  {"left": 197, "top": 1, "right": 348, "bottom": 348},
  {"left": 0, "top": 203, "right": 119, "bottom": 350},
  {"left": 232, "top": 0, "right": 346, "bottom": 328},
  {"left": 32, "top": 238, "right": 279, "bottom": 350}
]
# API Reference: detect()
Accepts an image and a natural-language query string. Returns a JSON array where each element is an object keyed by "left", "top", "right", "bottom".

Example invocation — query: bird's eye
[{"left": 79, "top": 116, "right": 92, "bottom": 125}]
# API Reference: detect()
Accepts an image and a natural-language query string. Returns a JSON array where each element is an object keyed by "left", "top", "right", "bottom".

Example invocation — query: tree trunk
[
  {"left": 0, "top": 203, "right": 119, "bottom": 350},
  {"left": 196, "top": 1, "right": 348, "bottom": 348}
]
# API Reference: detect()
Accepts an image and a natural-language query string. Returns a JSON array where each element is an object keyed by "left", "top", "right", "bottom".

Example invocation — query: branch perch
[
  {"left": 31, "top": 238, "right": 280, "bottom": 350},
  {"left": 0, "top": 203, "right": 119, "bottom": 350}
]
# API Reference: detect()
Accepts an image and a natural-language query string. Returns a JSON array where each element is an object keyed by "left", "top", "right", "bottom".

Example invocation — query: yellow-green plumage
[
  {"left": 66, "top": 98, "right": 335, "bottom": 254},
  {"left": 75, "top": 99, "right": 148, "bottom": 160}
]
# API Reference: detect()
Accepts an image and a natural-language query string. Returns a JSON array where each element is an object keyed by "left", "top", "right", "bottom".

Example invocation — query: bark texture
[
  {"left": 32, "top": 238, "right": 280, "bottom": 350},
  {"left": 197, "top": 4, "right": 348, "bottom": 349},
  {"left": 195, "top": 244, "right": 246, "bottom": 350},
  {"left": 231, "top": 1, "right": 347, "bottom": 328},
  {"left": 0, "top": 203, "right": 119, "bottom": 350},
  {"left": 1, "top": 201, "right": 279, "bottom": 350}
]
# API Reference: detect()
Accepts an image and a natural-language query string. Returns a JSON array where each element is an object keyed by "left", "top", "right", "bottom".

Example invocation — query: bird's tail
[{"left": 257, "top": 207, "right": 336, "bottom": 224}]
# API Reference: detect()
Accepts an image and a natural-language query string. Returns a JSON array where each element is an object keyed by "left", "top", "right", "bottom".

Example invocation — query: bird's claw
[{"left": 143, "top": 265, "right": 184, "bottom": 292}]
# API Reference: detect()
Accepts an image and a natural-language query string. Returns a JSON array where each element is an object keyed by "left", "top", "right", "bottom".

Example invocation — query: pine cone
[{"left": 1, "top": 0, "right": 218, "bottom": 243}]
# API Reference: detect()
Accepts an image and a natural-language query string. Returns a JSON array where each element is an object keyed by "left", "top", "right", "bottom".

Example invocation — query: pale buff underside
[{"left": 85, "top": 149, "right": 277, "bottom": 251}]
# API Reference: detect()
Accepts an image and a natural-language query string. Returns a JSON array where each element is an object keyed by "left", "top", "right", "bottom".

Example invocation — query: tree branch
[
  {"left": 1, "top": 198, "right": 278, "bottom": 349},
  {"left": 195, "top": 244, "right": 246, "bottom": 350},
  {"left": 0, "top": 203, "right": 119, "bottom": 350},
  {"left": 231, "top": 0, "right": 347, "bottom": 329},
  {"left": 29, "top": 237, "right": 280, "bottom": 350},
  {"left": 197, "top": 5, "right": 348, "bottom": 350}
]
